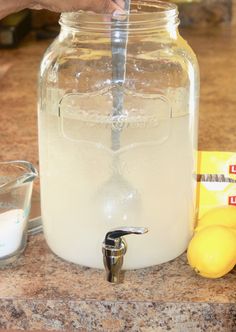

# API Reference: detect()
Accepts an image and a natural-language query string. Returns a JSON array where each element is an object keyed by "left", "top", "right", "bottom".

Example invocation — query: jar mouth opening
[{"left": 60, "top": 1, "right": 178, "bottom": 30}]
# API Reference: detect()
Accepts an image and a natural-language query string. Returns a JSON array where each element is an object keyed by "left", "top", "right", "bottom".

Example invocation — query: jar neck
[{"left": 59, "top": 1, "right": 179, "bottom": 39}]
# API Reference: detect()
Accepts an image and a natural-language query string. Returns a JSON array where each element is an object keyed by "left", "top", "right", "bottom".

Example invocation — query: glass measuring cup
[{"left": 0, "top": 161, "right": 38, "bottom": 266}]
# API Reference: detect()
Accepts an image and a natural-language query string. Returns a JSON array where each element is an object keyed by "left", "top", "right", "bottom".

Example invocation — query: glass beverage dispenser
[{"left": 38, "top": 0, "right": 199, "bottom": 269}]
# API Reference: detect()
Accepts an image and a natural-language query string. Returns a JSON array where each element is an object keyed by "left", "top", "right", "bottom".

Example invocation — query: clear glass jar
[{"left": 38, "top": 0, "right": 199, "bottom": 269}]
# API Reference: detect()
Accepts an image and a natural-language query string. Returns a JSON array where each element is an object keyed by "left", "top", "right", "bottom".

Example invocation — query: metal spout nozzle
[{"left": 102, "top": 227, "right": 148, "bottom": 283}]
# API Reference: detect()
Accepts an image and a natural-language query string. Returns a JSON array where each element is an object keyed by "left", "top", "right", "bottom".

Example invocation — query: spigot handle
[
  {"left": 105, "top": 227, "right": 148, "bottom": 247},
  {"left": 102, "top": 227, "right": 148, "bottom": 283}
]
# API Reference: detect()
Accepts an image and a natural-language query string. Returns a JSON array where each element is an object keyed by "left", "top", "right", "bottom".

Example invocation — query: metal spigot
[{"left": 102, "top": 227, "right": 148, "bottom": 283}]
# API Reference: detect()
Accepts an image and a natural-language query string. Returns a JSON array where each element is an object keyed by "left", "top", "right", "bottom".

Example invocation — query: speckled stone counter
[
  {"left": 0, "top": 20, "right": 236, "bottom": 332},
  {"left": 0, "top": 234, "right": 236, "bottom": 331}
]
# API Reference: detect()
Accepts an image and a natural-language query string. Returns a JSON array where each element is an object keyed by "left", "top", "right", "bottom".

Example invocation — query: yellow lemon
[
  {"left": 187, "top": 225, "right": 236, "bottom": 278},
  {"left": 195, "top": 206, "right": 236, "bottom": 233},
  {"left": 231, "top": 228, "right": 236, "bottom": 236}
]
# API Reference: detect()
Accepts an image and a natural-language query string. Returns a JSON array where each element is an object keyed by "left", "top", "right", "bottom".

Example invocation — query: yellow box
[{"left": 197, "top": 151, "right": 236, "bottom": 219}]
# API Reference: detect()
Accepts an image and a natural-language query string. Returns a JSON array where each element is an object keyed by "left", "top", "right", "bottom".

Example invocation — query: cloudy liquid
[{"left": 38, "top": 93, "right": 196, "bottom": 269}]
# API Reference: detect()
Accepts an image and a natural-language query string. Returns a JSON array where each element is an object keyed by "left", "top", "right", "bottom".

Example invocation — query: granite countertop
[{"left": 0, "top": 23, "right": 236, "bottom": 331}]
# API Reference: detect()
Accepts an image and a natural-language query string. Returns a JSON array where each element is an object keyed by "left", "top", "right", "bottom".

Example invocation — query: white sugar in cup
[{"left": 0, "top": 209, "right": 26, "bottom": 257}]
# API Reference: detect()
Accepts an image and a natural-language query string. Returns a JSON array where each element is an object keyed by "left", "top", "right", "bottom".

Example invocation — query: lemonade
[{"left": 38, "top": 89, "right": 197, "bottom": 269}]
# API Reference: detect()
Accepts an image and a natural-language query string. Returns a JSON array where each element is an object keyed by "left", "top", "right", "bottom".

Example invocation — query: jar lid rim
[
  {"left": 60, "top": 0, "right": 178, "bottom": 21},
  {"left": 60, "top": 1, "right": 178, "bottom": 30}
]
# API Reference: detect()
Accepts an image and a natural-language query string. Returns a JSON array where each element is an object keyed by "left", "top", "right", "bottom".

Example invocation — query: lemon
[
  {"left": 187, "top": 225, "right": 236, "bottom": 278},
  {"left": 231, "top": 228, "right": 236, "bottom": 236},
  {"left": 195, "top": 206, "right": 236, "bottom": 233}
]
